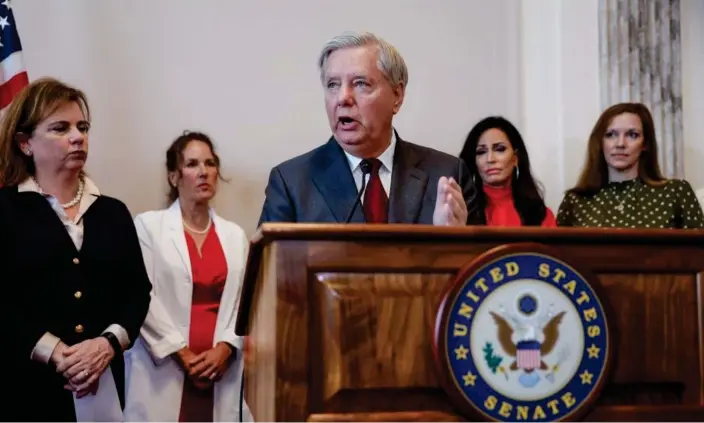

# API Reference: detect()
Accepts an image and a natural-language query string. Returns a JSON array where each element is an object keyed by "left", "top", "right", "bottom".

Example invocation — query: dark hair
[
  {"left": 0, "top": 77, "right": 90, "bottom": 186},
  {"left": 459, "top": 116, "right": 547, "bottom": 226},
  {"left": 165, "top": 130, "right": 225, "bottom": 203},
  {"left": 568, "top": 102, "right": 666, "bottom": 195}
]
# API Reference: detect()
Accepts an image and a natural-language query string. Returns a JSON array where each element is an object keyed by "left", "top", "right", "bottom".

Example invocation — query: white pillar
[
  {"left": 519, "top": 0, "right": 601, "bottom": 210},
  {"left": 598, "top": 0, "right": 684, "bottom": 178},
  {"left": 681, "top": 0, "right": 704, "bottom": 190}
]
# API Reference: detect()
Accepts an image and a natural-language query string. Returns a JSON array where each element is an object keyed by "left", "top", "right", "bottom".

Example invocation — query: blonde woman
[{"left": 0, "top": 79, "right": 151, "bottom": 421}]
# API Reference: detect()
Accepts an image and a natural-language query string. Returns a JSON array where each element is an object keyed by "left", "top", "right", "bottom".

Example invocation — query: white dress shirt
[{"left": 342, "top": 130, "right": 397, "bottom": 202}]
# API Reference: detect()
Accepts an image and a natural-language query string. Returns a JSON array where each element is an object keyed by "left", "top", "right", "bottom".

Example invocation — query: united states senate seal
[{"left": 433, "top": 244, "right": 611, "bottom": 422}]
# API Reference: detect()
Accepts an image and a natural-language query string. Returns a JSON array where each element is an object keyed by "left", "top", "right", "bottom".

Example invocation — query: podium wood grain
[{"left": 236, "top": 224, "right": 704, "bottom": 421}]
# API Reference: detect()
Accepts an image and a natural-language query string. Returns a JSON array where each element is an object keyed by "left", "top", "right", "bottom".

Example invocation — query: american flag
[{"left": 0, "top": 0, "right": 28, "bottom": 112}]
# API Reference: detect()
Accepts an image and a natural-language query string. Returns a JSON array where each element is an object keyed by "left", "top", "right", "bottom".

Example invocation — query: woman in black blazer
[{"left": 0, "top": 77, "right": 152, "bottom": 421}]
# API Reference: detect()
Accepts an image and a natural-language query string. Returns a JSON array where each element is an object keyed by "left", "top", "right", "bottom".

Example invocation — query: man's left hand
[{"left": 433, "top": 176, "right": 468, "bottom": 226}]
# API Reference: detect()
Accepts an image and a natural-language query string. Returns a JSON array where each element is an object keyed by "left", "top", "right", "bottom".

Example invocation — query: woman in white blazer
[{"left": 123, "top": 131, "right": 252, "bottom": 422}]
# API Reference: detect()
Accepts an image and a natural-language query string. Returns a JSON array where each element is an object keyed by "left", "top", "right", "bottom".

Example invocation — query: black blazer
[
  {"left": 0, "top": 186, "right": 152, "bottom": 422},
  {"left": 259, "top": 134, "right": 476, "bottom": 225}
]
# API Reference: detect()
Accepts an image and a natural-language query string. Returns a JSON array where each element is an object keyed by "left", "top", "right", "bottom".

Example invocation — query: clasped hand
[
  {"left": 53, "top": 337, "right": 115, "bottom": 398},
  {"left": 175, "top": 343, "right": 233, "bottom": 390},
  {"left": 433, "top": 176, "right": 468, "bottom": 226}
]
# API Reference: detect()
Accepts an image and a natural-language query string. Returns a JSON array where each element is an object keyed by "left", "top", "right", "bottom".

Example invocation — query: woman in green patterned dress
[{"left": 556, "top": 102, "right": 704, "bottom": 229}]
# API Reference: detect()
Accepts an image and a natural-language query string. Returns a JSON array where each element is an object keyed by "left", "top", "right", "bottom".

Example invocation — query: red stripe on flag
[
  {"left": 0, "top": 70, "right": 28, "bottom": 109},
  {"left": 517, "top": 349, "right": 541, "bottom": 369}
]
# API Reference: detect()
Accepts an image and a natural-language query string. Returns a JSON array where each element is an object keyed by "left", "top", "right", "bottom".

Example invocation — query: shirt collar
[
  {"left": 483, "top": 182, "right": 513, "bottom": 203},
  {"left": 343, "top": 129, "right": 397, "bottom": 173},
  {"left": 18, "top": 175, "right": 101, "bottom": 198},
  {"left": 19, "top": 176, "right": 101, "bottom": 223}
]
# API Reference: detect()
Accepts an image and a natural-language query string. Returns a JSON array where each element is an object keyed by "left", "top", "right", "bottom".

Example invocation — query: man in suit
[{"left": 259, "top": 31, "right": 476, "bottom": 226}]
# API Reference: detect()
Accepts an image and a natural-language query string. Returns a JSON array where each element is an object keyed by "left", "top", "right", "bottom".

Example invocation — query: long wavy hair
[
  {"left": 459, "top": 116, "right": 548, "bottom": 226},
  {"left": 567, "top": 102, "right": 666, "bottom": 195}
]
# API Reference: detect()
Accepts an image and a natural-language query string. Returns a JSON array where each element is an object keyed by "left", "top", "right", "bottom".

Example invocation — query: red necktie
[{"left": 363, "top": 158, "right": 388, "bottom": 223}]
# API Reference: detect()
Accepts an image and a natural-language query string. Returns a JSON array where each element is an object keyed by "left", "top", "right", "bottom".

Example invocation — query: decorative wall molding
[{"left": 598, "top": 0, "right": 683, "bottom": 177}]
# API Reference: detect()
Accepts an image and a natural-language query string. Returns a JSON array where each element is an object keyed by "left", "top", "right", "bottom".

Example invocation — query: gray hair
[{"left": 317, "top": 31, "right": 409, "bottom": 88}]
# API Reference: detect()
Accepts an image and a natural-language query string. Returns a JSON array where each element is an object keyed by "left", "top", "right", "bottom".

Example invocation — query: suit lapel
[
  {"left": 166, "top": 200, "right": 193, "bottom": 281},
  {"left": 311, "top": 138, "right": 363, "bottom": 223},
  {"left": 17, "top": 192, "right": 81, "bottom": 254},
  {"left": 388, "top": 138, "right": 429, "bottom": 223},
  {"left": 211, "top": 214, "right": 233, "bottom": 338}
]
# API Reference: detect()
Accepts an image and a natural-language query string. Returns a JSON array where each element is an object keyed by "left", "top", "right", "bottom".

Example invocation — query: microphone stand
[{"left": 344, "top": 159, "right": 372, "bottom": 223}]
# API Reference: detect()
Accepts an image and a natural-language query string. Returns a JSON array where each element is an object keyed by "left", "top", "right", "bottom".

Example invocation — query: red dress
[
  {"left": 484, "top": 183, "right": 557, "bottom": 227},
  {"left": 178, "top": 226, "right": 228, "bottom": 422}
]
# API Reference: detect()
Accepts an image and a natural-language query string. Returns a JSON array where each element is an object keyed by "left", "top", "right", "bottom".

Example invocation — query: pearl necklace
[
  {"left": 183, "top": 217, "right": 212, "bottom": 234},
  {"left": 33, "top": 177, "right": 85, "bottom": 209}
]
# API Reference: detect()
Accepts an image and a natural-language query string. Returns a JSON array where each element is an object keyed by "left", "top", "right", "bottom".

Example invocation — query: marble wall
[{"left": 598, "top": 0, "right": 683, "bottom": 178}]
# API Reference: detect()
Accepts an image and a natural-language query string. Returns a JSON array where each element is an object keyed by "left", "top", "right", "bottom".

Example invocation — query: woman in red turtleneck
[{"left": 459, "top": 116, "right": 556, "bottom": 227}]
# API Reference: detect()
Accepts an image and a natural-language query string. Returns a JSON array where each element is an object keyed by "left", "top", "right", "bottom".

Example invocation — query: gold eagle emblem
[{"left": 489, "top": 310, "right": 566, "bottom": 371}]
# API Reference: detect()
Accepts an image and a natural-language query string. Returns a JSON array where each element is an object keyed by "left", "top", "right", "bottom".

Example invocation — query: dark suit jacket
[
  {"left": 0, "top": 186, "right": 152, "bottom": 422},
  {"left": 259, "top": 134, "right": 476, "bottom": 225}
]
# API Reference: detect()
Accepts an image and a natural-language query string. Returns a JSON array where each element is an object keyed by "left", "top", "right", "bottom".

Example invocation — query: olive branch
[{"left": 483, "top": 342, "right": 503, "bottom": 374}]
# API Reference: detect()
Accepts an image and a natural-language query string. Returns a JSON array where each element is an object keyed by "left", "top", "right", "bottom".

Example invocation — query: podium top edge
[{"left": 251, "top": 223, "right": 704, "bottom": 245}]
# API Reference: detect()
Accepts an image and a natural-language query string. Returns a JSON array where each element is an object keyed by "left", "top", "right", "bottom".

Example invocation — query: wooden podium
[{"left": 235, "top": 223, "right": 704, "bottom": 422}]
